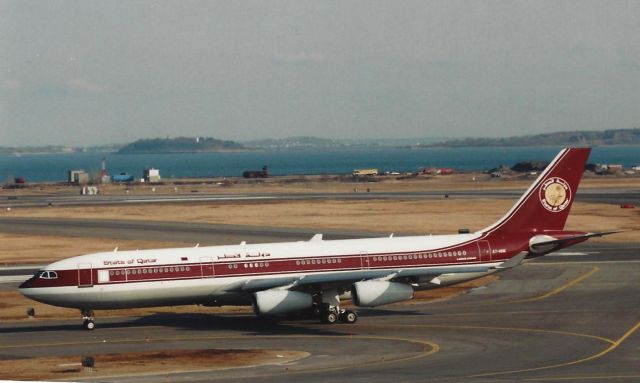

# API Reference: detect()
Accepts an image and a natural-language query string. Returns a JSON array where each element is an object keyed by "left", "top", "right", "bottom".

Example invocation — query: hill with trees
[
  {"left": 431, "top": 128, "right": 640, "bottom": 147},
  {"left": 118, "top": 137, "right": 245, "bottom": 153}
]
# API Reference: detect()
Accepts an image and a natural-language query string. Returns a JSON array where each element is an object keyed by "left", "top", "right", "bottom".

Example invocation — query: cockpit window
[{"left": 38, "top": 271, "right": 58, "bottom": 279}]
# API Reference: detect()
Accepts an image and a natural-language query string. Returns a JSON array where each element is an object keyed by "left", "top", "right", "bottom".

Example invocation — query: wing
[{"left": 221, "top": 263, "right": 495, "bottom": 293}]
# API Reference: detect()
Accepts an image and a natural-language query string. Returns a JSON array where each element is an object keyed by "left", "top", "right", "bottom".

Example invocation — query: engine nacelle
[
  {"left": 351, "top": 281, "right": 414, "bottom": 307},
  {"left": 253, "top": 290, "right": 313, "bottom": 315},
  {"left": 529, "top": 234, "right": 558, "bottom": 254}
]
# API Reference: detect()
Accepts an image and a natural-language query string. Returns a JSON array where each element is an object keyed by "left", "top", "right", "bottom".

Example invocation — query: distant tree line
[
  {"left": 431, "top": 128, "right": 640, "bottom": 147},
  {"left": 118, "top": 137, "right": 244, "bottom": 153}
]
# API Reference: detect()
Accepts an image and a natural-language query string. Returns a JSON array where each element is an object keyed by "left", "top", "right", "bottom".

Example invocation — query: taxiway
[{"left": 1, "top": 244, "right": 639, "bottom": 383}]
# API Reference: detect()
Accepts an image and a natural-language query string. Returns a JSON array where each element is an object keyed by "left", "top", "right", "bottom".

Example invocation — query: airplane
[{"left": 20, "top": 148, "right": 615, "bottom": 330}]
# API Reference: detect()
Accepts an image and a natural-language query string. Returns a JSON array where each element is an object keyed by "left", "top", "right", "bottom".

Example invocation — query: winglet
[{"left": 310, "top": 234, "right": 323, "bottom": 241}]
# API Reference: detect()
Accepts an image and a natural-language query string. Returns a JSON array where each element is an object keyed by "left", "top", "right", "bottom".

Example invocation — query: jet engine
[
  {"left": 351, "top": 281, "right": 414, "bottom": 307},
  {"left": 253, "top": 290, "right": 313, "bottom": 315}
]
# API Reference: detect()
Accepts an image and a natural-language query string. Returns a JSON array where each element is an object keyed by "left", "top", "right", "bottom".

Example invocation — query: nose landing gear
[{"left": 81, "top": 309, "right": 95, "bottom": 330}]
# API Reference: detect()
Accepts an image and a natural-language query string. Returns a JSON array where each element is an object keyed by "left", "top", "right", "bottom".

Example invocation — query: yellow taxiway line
[
  {"left": 470, "top": 319, "right": 640, "bottom": 378},
  {"left": 509, "top": 266, "right": 599, "bottom": 304}
]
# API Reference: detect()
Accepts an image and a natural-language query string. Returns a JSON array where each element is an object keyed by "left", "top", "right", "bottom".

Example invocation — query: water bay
[{"left": 1, "top": 146, "right": 638, "bottom": 182}]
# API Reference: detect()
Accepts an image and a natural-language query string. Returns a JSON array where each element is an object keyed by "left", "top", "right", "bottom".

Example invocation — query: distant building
[
  {"left": 68, "top": 170, "right": 90, "bottom": 185},
  {"left": 144, "top": 168, "right": 161, "bottom": 183}
]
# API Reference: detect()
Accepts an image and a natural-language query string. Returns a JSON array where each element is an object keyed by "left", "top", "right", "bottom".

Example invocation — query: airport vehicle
[
  {"left": 352, "top": 168, "right": 378, "bottom": 176},
  {"left": 20, "top": 148, "right": 614, "bottom": 330}
]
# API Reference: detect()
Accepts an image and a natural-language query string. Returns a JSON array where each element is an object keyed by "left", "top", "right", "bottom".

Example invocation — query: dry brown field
[{"left": 2, "top": 171, "right": 639, "bottom": 196}]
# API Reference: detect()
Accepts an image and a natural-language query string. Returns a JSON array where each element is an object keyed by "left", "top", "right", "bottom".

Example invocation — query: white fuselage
[{"left": 20, "top": 232, "right": 502, "bottom": 310}]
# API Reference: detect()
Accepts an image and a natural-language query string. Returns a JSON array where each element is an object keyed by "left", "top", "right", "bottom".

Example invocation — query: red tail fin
[{"left": 480, "top": 148, "right": 591, "bottom": 235}]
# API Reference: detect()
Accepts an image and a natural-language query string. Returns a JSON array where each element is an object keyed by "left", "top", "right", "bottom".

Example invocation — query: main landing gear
[
  {"left": 81, "top": 309, "right": 95, "bottom": 330},
  {"left": 320, "top": 304, "right": 357, "bottom": 324}
]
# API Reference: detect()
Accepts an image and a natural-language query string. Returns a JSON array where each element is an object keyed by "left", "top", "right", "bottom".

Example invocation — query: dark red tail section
[{"left": 480, "top": 148, "right": 591, "bottom": 235}]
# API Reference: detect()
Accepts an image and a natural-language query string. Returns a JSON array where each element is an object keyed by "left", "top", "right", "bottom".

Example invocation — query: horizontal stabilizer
[{"left": 530, "top": 231, "right": 623, "bottom": 253}]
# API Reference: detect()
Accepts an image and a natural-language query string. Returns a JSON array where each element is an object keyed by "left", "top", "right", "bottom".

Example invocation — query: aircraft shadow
[
  {"left": 129, "top": 312, "right": 346, "bottom": 335},
  {"left": 356, "top": 307, "right": 432, "bottom": 317},
  {"left": 0, "top": 313, "right": 337, "bottom": 336},
  {"left": 0, "top": 308, "right": 429, "bottom": 335}
]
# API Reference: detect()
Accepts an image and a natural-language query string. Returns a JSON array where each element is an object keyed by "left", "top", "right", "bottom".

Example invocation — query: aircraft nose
[
  {"left": 19, "top": 277, "right": 37, "bottom": 297},
  {"left": 19, "top": 278, "right": 32, "bottom": 289}
]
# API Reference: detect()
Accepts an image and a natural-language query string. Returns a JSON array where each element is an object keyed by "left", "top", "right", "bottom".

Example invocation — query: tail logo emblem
[{"left": 540, "top": 177, "right": 571, "bottom": 212}]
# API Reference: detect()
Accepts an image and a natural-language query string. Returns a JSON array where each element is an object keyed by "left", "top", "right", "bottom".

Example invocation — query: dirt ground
[
  {"left": 2, "top": 171, "right": 639, "bottom": 196},
  {"left": 0, "top": 349, "right": 308, "bottom": 381}
]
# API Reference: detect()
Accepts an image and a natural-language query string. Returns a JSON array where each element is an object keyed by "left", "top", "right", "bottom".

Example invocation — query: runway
[
  {"left": 1, "top": 186, "right": 638, "bottom": 209},
  {"left": 1, "top": 244, "right": 639, "bottom": 382}
]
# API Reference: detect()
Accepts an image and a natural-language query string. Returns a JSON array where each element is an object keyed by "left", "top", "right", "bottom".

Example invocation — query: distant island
[
  {"left": 430, "top": 128, "right": 640, "bottom": 147},
  {"left": 117, "top": 137, "right": 245, "bottom": 154},
  {"left": 0, "top": 144, "right": 121, "bottom": 155}
]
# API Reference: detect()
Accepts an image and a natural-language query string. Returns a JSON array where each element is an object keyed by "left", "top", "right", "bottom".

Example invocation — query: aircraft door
[
  {"left": 361, "top": 252, "right": 370, "bottom": 269},
  {"left": 200, "top": 256, "right": 215, "bottom": 278},
  {"left": 78, "top": 263, "right": 93, "bottom": 287},
  {"left": 477, "top": 241, "right": 492, "bottom": 262}
]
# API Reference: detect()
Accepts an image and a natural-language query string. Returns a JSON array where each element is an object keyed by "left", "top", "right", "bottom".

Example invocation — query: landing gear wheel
[
  {"left": 82, "top": 319, "right": 95, "bottom": 330},
  {"left": 339, "top": 310, "right": 358, "bottom": 324},
  {"left": 321, "top": 310, "right": 338, "bottom": 324}
]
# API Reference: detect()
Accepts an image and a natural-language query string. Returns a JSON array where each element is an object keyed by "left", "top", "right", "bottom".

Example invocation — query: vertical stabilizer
[{"left": 479, "top": 148, "right": 591, "bottom": 235}]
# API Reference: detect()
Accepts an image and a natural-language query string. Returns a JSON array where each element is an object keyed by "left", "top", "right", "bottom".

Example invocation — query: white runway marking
[{"left": 548, "top": 252, "right": 598, "bottom": 256}]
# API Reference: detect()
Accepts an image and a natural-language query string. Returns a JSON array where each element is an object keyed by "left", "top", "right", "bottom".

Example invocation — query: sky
[{"left": 1, "top": 0, "right": 639, "bottom": 146}]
